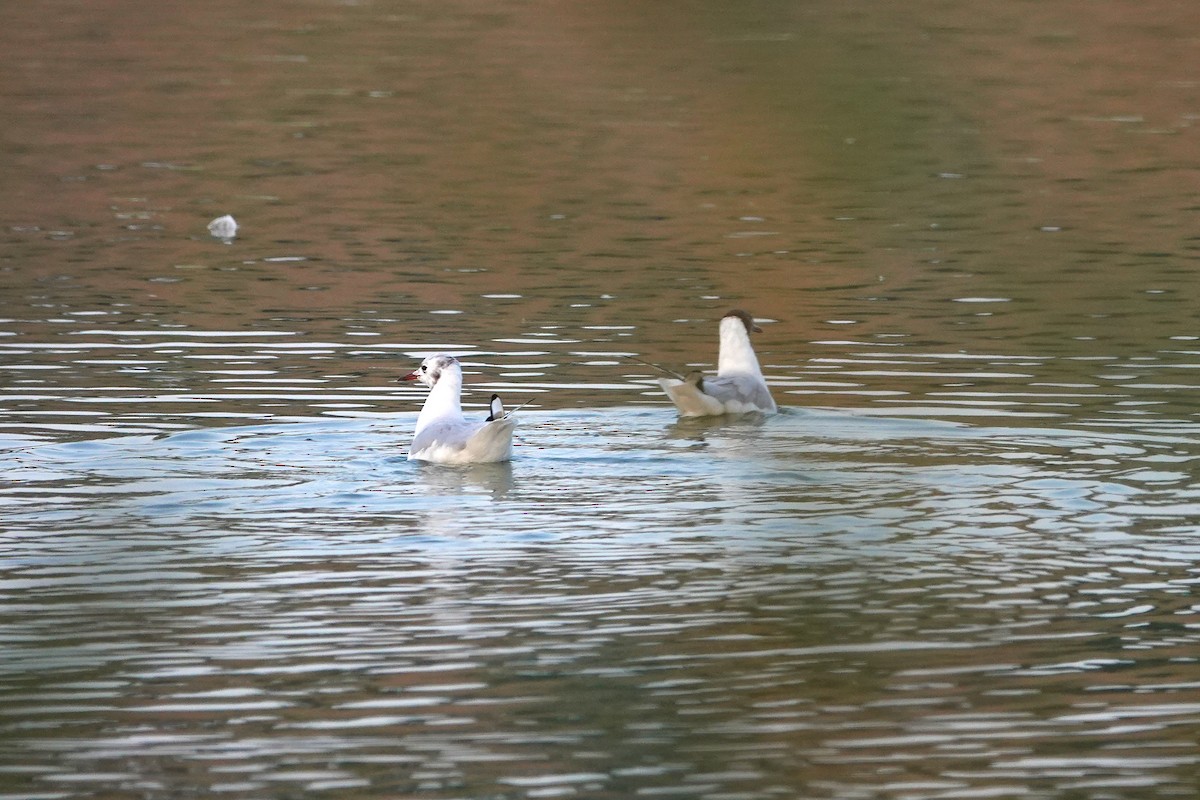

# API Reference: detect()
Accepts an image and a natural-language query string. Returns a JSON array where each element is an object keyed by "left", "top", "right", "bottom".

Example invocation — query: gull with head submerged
[
  {"left": 403, "top": 354, "right": 516, "bottom": 464},
  {"left": 658, "top": 309, "right": 778, "bottom": 417}
]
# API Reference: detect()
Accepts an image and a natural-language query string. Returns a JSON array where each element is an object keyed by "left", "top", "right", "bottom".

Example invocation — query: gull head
[
  {"left": 403, "top": 354, "right": 459, "bottom": 389},
  {"left": 723, "top": 309, "right": 762, "bottom": 334}
]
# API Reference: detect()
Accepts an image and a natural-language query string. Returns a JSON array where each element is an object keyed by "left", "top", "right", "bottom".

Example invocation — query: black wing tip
[{"left": 486, "top": 393, "right": 504, "bottom": 422}]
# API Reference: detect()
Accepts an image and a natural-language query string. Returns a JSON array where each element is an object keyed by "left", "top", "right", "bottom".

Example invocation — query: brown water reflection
[
  {"left": 2, "top": 1, "right": 1195, "bottom": 371},
  {"left": 5, "top": 3, "right": 1195, "bottom": 344},
  {"left": 2, "top": 1, "right": 1199, "bottom": 799}
]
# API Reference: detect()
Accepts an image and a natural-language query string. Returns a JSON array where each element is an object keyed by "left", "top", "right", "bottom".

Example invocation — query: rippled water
[
  {"left": 3, "top": 0, "right": 1199, "bottom": 798},
  {"left": 4, "top": 405, "right": 1200, "bottom": 798}
]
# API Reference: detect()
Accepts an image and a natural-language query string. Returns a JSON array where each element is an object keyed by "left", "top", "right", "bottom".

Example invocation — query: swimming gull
[{"left": 404, "top": 354, "right": 516, "bottom": 464}]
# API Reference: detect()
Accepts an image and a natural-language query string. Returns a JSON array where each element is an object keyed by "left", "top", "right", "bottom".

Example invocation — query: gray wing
[
  {"left": 410, "top": 419, "right": 481, "bottom": 455},
  {"left": 702, "top": 374, "right": 777, "bottom": 412}
]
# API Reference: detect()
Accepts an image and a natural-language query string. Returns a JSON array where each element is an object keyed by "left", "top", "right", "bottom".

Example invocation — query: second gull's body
[{"left": 658, "top": 310, "right": 777, "bottom": 417}]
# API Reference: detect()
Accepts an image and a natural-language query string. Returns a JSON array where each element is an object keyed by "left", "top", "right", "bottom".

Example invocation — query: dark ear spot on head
[{"left": 428, "top": 354, "right": 458, "bottom": 383}]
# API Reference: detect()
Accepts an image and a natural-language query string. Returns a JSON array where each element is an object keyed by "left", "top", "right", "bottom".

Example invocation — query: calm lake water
[{"left": 2, "top": 1, "right": 1198, "bottom": 798}]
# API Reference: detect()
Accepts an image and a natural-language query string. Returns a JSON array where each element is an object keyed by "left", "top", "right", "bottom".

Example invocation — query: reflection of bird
[
  {"left": 403, "top": 355, "right": 516, "bottom": 464},
  {"left": 659, "top": 310, "right": 778, "bottom": 417}
]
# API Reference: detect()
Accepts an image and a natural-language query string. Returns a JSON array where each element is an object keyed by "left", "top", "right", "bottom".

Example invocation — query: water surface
[{"left": 2, "top": 1, "right": 1199, "bottom": 798}]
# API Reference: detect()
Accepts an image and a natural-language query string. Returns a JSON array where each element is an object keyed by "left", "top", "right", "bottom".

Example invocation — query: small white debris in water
[{"left": 207, "top": 214, "right": 238, "bottom": 241}]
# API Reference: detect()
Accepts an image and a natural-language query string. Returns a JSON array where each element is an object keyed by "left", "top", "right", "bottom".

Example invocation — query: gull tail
[{"left": 658, "top": 375, "right": 725, "bottom": 417}]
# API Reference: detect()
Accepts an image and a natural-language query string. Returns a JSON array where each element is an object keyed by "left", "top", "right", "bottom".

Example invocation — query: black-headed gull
[
  {"left": 404, "top": 354, "right": 516, "bottom": 464},
  {"left": 658, "top": 309, "right": 778, "bottom": 416}
]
